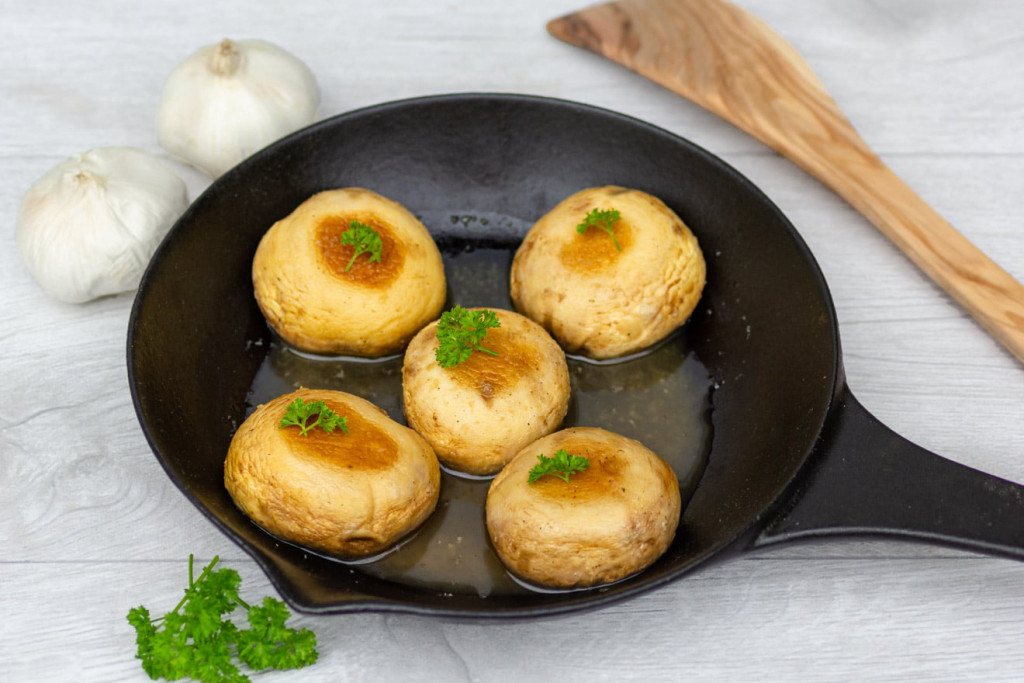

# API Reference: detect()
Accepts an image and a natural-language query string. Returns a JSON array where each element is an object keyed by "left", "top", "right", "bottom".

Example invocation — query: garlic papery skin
[
  {"left": 156, "top": 38, "right": 320, "bottom": 178},
  {"left": 16, "top": 147, "right": 188, "bottom": 304}
]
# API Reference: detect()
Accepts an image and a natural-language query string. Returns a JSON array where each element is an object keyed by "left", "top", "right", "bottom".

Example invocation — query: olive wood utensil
[{"left": 548, "top": 0, "right": 1024, "bottom": 364}]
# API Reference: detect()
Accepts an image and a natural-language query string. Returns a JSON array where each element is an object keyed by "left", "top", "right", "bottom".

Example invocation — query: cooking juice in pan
[{"left": 245, "top": 212, "right": 714, "bottom": 597}]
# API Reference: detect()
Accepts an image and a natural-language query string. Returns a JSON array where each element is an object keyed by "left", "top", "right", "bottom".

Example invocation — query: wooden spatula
[{"left": 548, "top": 0, "right": 1024, "bottom": 365}]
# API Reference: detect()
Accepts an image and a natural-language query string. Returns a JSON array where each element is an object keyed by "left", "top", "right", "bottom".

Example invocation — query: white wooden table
[{"left": 3, "top": 1, "right": 1023, "bottom": 681}]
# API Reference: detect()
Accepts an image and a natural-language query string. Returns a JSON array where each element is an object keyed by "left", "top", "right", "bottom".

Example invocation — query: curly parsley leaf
[
  {"left": 528, "top": 449, "right": 590, "bottom": 483},
  {"left": 434, "top": 305, "right": 501, "bottom": 368},
  {"left": 575, "top": 207, "right": 622, "bottom": 251},
  {"left": 279, "top": 398, "right": 348, "bottom": 437},
  {"left": 340, "top": 220, "right": 383, "bottom": 271},
  {"left": 126, "top": 555, "right": 318, "bottom": 683},
  {"left": 237, "top": 598, "right": 319, "bottom": 671}
]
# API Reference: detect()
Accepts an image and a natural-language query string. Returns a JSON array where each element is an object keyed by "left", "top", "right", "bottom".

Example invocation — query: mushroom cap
[
  {"left": 510, "top": 186, "right": 705, "bottom": 359},
  {"left": 252, "top": 187, "right": 446, "bottom": 356},
  {"left": 224, "top": 388, "right": 440, "bottom": 558},
  {"left": 486, "top": 427, "right": 681, "bottom": 589},
  {"left": 402, "top": 308, "right": 570, "bottom": 476}
]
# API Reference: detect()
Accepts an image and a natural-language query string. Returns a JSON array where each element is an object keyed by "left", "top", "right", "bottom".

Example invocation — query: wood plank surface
[{"left": 1, "top": 1, "right": 1022, "bottom": 681}]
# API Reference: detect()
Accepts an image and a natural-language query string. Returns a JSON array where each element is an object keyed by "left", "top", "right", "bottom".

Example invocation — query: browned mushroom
[
  {"left": 224, "top": 388, "right": 440, "bottom": 558},
  {"left": 402, "top": 308, "right": 570, "bottom": 476},
  {"left": 252, "top": 187, "right": 446, "bottom": 356},
  {"left": 486, "top": 427, "right": 680, "bottom": 588},
  {"left": 511, "top": 186, "right": 705, "bottom": 359}
]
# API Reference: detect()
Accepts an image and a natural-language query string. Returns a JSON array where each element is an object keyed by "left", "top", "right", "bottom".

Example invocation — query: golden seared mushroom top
[
  {"left": 314, "top": 213, "right": 404, "bottom": 288},
  {"left": 525, "top": 435, "right": 631, "bottom": 502},
  {"left": 447, "top": 323, "right": 541, "bottom": 402},
  {"left": 279, "top": 395, "right": 398, "bottom": 472},
  {"left": 557, "top": 190, "right": 637, "bottom": 272}
]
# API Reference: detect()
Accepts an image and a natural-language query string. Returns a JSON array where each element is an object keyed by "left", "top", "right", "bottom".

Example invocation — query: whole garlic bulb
[
  {"left": 156, "top": 38, "right": 320, "bottom": 178},
  {"left": 17, "top": 147, "right": 188, "bottom": 304}
]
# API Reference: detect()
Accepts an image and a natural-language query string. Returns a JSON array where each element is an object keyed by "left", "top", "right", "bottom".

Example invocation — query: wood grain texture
[
  {"left": 6, "top": 557, "right": 1024, "bottom": 682},
  {"left": 1, "top": 1, "right": 1023, "bottom": 681},
  {"left": 548, "top": 0, "right": 1024, "bottom": 364}
]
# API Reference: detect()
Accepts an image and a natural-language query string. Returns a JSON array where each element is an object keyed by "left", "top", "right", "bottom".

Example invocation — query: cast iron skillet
[{"left": 128, "top": 93, "right": 1024, "bottom": 617}]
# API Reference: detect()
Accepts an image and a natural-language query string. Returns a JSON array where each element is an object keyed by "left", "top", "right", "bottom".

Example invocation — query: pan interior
[
  {"left": 128, "top": 94, "right": 839, "bottom": 615},
  {"left": 245, "top": 221, "right": 713, "bottom": 598}
]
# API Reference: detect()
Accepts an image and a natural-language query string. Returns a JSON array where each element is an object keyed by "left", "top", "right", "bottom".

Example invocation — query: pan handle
[{"left": 755, "top": 387, "right": 1024, "bottom": 558}]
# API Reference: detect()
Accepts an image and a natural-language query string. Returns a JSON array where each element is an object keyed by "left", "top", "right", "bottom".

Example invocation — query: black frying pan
[{"left": 127, "top": 93, "right": 1024, "bottom": 617}]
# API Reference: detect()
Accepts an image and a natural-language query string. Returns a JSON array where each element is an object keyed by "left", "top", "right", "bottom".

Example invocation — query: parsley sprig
[
  {"left": 575, "top": 207, "right": 622, "bottom": 251},
  {"left": 279, "top": 397, "right": 348, "bottom": 437},
  {"left": 340, "top": 220, "right": 382, "bottom": 271},
  {"left": 126, "top": 555, "right": 318, "bottom": 682},
  {"left": 434, "top": 306, "right": 501, "bottom": 368},
  {"left": 528, "top": 449, "right": 591, "bottom": 483}
]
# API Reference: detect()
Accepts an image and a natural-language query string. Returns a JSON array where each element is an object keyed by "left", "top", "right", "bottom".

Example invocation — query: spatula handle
[
  {"left": 549, "top": 0, "right": 1024, "bottom": 363},
  {"left": 797, "top": 132, "right": 1024, "bottom": 364}
]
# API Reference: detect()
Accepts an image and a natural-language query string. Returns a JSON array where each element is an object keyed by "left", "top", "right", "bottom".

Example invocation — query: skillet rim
[{"left": 127, "top": 91, "right": 843, "bottom": 618}]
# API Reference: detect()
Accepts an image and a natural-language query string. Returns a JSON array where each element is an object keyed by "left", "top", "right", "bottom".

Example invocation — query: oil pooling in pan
[{"left": 244, "top": 211, "right": 713, "bottom": 597}]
